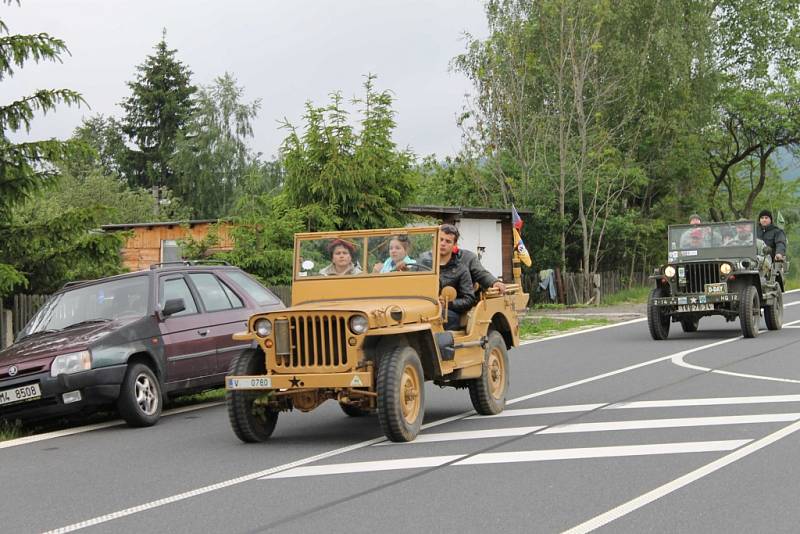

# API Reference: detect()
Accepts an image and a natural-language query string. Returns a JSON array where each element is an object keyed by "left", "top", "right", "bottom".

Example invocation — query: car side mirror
[
  {"left": 161, "top": 298, "right": 186, "bottom": 318},
  {"left": 440, "top": 286, "right": 457, "bottom": 303}
]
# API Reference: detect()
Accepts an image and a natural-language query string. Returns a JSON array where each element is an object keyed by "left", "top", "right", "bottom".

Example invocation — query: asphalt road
[{"left": 4, "top": 290, "right": 800, "bottom": 534}]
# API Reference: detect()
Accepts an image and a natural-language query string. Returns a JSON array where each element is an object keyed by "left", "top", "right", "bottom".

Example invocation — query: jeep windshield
[
  {"left": 18, "top": 276, "right": 149, "bottom": 338},
  {"left": 296, "top": 229, "right": 436, "bottom": 279},
  {"left": 669, "top": 222, "right": 756, "bottom": 251}
]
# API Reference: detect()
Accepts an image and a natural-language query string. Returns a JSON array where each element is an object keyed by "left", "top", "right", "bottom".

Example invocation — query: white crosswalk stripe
[{"left": 261, "top": 394, "right": 800, "bottom": 480}]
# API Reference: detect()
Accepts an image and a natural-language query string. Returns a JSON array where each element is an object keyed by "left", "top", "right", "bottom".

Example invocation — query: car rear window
[
  {"left": 189, "top": 273, "right": 242, "bottom": 312},
  {"left": 226, "top": 271, "right": 281, "bottom": 306}
]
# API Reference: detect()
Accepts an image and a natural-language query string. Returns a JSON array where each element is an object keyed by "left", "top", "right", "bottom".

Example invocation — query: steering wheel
[{"left": 404, "top": 263, "right": 432, "bottom": 272}]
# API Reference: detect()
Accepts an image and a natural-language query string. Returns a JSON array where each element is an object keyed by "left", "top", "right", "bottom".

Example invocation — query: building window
[{"left": 161, "top": 240, "right": 182, "bottom": 263}]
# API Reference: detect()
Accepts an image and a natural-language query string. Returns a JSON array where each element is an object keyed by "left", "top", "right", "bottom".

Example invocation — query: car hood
[
  {"left": 270, "top": 298, "right": 439, "bottom": 326},
  {"left": 0, "top": 318, "right": 141, "bottom": 365}
]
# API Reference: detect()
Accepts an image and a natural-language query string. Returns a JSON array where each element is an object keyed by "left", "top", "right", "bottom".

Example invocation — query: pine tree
[
  {"left": 0, "top": 2, "right": 86, "bottom": 295},
  {"left": 120, "top": 29, "right": 196, "bottom": 192}
]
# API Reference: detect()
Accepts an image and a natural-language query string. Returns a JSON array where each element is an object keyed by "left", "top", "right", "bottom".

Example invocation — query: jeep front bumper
[
  {"left": 652, "top": 293, "right": 739, "bottom": 308},
  {"left": 226, "top": 371, "right": 373, "bottom": 391}
]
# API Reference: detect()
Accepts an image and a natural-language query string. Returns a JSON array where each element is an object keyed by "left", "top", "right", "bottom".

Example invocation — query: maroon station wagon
[{"left": 0, "top": 263, "right": 284, "bottom": 426}]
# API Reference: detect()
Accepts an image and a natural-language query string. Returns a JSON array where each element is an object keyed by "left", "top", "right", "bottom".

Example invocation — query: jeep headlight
[
  {"left": 254, "top": 319, "right": 272, "bottom": 337},
  {"left": 348, "top": 315, "right": 369, "bottom": 335},
  {"left": 720, "top": 263, "right": 732, "bottom": 275},
  {"left": 664, "top": 266, "right": 676, "bottom": 278},
  {"left": 50, "top": 350, "right": 92, "bottom": 377}
]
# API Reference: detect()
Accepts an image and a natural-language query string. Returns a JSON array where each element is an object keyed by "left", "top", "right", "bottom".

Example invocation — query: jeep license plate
[
  {"left": 227, "top": 377, "right": 272, "bottom": 390},
  {"left": 677, "top": 303, "right": 713, "bottom": 313},
  {"left": 0, "top": 383, "right": 41, "bottom": 406},
  {"left": 705, "top": 283, "right": 726, "bottom": 295}
]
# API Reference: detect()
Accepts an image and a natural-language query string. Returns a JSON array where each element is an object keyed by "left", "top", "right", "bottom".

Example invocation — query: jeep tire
[
  {"left": 468, "top": 331, "right": 508, "bottom": 415},
  {"left": 764, "top": 290, "right": 783, "bottom": 331},
  {"left": 227, "top": 349, "right": 278, "bottom": 443},
  {"left": 739, "top": 285, "right": 761, "bottom": 338},
  {"left": 647, "top": 287, "right": 671, "bottom": 340},
  {"left": 118, "top": 363, "right": 162, "bottom": 427},
  {"left": 680, "top": 316, "right": 699, "bottom": 333},
  {"left": 340, "top": 402, "right": 374, "bottom": 417},
  {"left": 377, "top": 346, "right": 425, "bottom": 442}
]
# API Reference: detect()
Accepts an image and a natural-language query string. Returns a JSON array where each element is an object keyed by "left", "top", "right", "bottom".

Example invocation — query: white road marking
[
  {"left": 41, "top": 298, "right": 800, "bottom": 532},
  {"left": 0, "top": 402, "right": 224, "bottom": 450},
  {"left": 608, "top": 394, "right": 800, "bottom": 409},
  {"left": 520, "top": 317, "right": 646, "bottom": 345},
  {"left": 540, "top": 413, "right": 800, "bottom": 434},
  {"left": 467, "top": 404, "right": 606, "bottom": 419},
  {"left": 375, "top": 426, "right": 546, "bottom": 445},
  {"left": 563, "top": 419, "right": 800, "bottom": 533},
  {"left": 672, "top": 317, "right": 800, "bottom": 384},
  {"left": 263, "top": 455, "right": 465, "bottom": 479},
  {"left": 262, "top": 440, "right": 751, "bottom": 479},
  {"left": 456, "top": 440, "right": 750, "bottom": 466}
]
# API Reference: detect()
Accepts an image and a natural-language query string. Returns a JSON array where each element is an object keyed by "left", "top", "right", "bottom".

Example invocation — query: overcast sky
[{"left": 4, "top": 0, "right": 489, "bottom": 160}]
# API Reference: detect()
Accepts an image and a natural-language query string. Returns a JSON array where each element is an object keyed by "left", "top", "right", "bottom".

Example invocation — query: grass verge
[
  {"left": 602, "top": 286, "right": 650, "bottom": 306},
  {"left": 0, "top": 419, "right": 30, "bottom": 442},
  {"left": 519, "top": 317, "right": 611, "bottom": 339}
]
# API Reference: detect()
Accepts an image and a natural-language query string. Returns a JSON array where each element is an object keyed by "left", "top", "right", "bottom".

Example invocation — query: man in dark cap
[{"left": 757, "top": 209, "right": 787, "bottom": 261}]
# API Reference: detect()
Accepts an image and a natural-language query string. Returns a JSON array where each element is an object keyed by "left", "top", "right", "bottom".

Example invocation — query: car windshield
[
  {"left": 669, "top": 222, "right": 755, "bottom": 251},
  {"left": 19, "top": 276, "right": 149, "bottom": 337},
  {"left": 296, "top": 230, "right": 436, "bottom": 279}
]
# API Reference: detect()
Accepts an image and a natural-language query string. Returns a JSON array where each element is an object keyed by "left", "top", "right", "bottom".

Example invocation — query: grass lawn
[{"left": 519, "top": 316, "right": 611, "bottom": 339}]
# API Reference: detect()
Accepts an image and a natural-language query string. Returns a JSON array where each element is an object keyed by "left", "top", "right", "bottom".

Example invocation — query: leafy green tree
[
  {"left": 120, "top": 30, "right": 196, "bottom": 192},
  {"left": 70, "top": 114, "right": 129, "bottom": 178},
  {"left": 0, "top": 2, "right": 86, "bottom": 295},
  {"left": 171, "top": 73, "right": 261, "bottom": 218},
  {"left": 280, "top": 75, "right": 418, "bottom": 231}
]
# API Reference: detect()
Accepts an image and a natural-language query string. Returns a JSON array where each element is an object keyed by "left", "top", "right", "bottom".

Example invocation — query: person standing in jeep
[{"left": 757, "top": 209, "right": 787, "bottom": 262}]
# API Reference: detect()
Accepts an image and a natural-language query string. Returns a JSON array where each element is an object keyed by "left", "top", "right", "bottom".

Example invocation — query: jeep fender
[{"left": 364, "top": 329, "right": 441, "bottom": 380}]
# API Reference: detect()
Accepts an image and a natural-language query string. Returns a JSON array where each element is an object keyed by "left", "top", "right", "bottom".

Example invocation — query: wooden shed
[
  {"left": 102, "top": 220, "right": 234, "bottom": 272},
  {"left": 401, "top": 205, "right": 529, "bottom": 283}
]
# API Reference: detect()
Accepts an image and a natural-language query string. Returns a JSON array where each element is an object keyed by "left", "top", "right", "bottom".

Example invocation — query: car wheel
[
  {"left": 377, "top": 346, "right": 425, "bottom": 442},
  {"left": 680, "top": 316, "right": 699, "bottom": 333},
  {"left": 739, "top": 285, "right": 761, "bottom": 338},
  {"left": 764, "top": 291, "right": 783, "bottom": 331},
  {"left": 117, "top": 363, "right": 162, "bottom": 427},
  {"left": 339, "top": 402, "right": 374, "bottom": 417},
  {"left": 468, "top": 331, "right": 509, "bottom": 416},
  {"left": 227, "top": 349, "right": 278, "bottom": 443},
  {"left": 647, "top": 287, "right": 671, "bottom": 340}
]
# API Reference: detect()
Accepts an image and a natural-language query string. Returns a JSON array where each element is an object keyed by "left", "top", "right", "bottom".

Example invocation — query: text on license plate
[
  {"left": 677, "top": 303, "right": 713, "bottom": 313},
  {"left": 0, "top": 383, "right": 41, "bottom": 406},
  {"left": 227, "top": 377, "right": 272, "bottom": 390},
  {"left": 705, "top": 283, "right": 726, "bottom": 294}
]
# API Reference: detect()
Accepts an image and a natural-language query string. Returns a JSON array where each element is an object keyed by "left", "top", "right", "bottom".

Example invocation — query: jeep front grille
[
  {"left": 272, "top": 313, "right": 350, "bottom": 372},
  {"left": 677, "top": 262, "right": 722, "bottom": 294}
]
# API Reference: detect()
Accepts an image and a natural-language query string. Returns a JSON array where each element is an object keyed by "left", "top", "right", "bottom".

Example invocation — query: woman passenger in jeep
[
  {"left": 319, "top": 239, "right": 362, "bottom": 276},
  {"left": 372, "top": 235, "right": 417, "bottom": 273}
]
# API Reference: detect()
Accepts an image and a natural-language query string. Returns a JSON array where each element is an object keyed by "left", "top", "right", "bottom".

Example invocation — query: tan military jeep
[{"left": 225, "top": 226, "right": 529, "bottom": 442}]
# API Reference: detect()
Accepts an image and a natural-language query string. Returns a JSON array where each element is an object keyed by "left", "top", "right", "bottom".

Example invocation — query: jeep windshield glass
[
  {"left": 19, "top": 276, "right": 149, "bottom": 338},
  {"left": 296, "top": 230, "right": 436, "bottom": 279},
  {"left": 669, "top": 222, "right": 755, "bottom": 251}
]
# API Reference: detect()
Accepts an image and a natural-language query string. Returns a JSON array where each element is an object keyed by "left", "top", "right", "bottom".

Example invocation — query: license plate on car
[
  {"left": 705, "top": 283, "right": 726, "bottom": 294},
  {"left": 677, "top": 303, "right": 713, "bottom": 313},
  {"left": 0, "top": 383, "right": 41, "bottom": 406},
  {"left": 227, "top": 377, "right": 272, "bottom": 390}
]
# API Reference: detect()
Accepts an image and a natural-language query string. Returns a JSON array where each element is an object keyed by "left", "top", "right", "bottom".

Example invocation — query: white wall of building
[{"left": 456, "top": 218, "right": 503, "bottom": 277}]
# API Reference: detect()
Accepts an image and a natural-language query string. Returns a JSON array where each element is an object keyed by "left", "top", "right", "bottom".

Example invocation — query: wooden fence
[
  {"left": 530, "top": 270, "right": 649, "bottom": 306},
  {"left": 1, "top": 294, "right": 48, "bottom": 348}
]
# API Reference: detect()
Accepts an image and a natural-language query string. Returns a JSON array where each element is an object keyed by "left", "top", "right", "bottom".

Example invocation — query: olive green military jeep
[
  {"left": 647, "top": 220, "right": 785, "bottom": 339},
  {"left": 225, "top": 226, "right": 529, "bottom": 442}
]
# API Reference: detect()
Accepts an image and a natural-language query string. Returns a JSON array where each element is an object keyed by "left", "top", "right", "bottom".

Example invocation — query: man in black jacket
[
  {"left": 757, "top": 209, "right": 787, "bottom": 262},
  {"left": 437, "top": 224, "right": 476, "bottom": 330}
]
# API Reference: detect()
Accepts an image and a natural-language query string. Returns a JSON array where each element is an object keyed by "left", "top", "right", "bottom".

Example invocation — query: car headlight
[
  {"left": 348, "top": 315, "right": 369, "bottom": 335},
  {"left": 720, "top": 263, "right": 732, "bottom": 275},
  {"left": 254, "top": 318, "right": 272, "bottom": 337},
  {"left": 664, "top": 266, "right": 676, "bottom": 278},
  {"left": 50, "top": 351, "right": 92, "bottom": 377}
]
